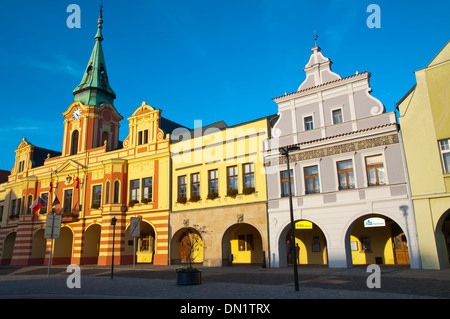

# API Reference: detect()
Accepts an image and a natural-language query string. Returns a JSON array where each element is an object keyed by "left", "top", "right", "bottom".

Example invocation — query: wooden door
[{"left": 393, "top": 233, "right": 410, "bottom": 264}]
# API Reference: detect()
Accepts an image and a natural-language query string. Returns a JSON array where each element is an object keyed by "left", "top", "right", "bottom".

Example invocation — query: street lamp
[
  {"left": 279, "top": 145, "right": 300, "bottom": 291},
  {"left": 110, "top": 216, "right": 117, "bottom": 279}
]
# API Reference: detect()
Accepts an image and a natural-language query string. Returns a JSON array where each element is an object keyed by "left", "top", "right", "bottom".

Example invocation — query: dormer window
[{"left": 138, "top": 130, "right": 149, "bottom": 145}]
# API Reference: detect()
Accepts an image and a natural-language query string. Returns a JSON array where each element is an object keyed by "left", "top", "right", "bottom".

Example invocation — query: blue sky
[{"left": 0, "top": 0, "right": 448, "bottom": 171}]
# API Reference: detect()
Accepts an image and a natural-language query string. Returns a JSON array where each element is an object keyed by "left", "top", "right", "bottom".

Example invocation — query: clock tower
[{"left": 62, "top": 5, "right": 123, "bottom": 156}]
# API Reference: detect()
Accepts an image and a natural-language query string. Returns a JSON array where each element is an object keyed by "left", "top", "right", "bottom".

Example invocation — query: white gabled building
[{"left": 264, "top": 46, "right": 421, "bottom": 269}]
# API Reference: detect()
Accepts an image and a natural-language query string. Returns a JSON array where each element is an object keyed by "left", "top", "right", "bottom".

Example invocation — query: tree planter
[{"left": 176, "top": 270, "right": 202, "bottom": 285}]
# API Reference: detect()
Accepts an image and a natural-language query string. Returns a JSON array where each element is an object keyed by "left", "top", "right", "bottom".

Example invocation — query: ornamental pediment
[{"left": 56, "top": 159, "right": 84, "bottom": 174}]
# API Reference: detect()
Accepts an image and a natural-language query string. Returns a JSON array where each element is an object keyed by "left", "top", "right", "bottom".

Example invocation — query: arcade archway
[
  {"left": 171, "top": 227, "right": 203, "bottom": 265},
  {"left": 346, "top": 214, "right": 410, "bottom": 266},
  {"left": 222, "top": 223, "right": 263, "bottom": 265},
  {"left": 1, "top": 232, "right": 16, "bottom": 265},
  {"left": 278, "top": 220, "right": 328, "bottom": 267},
  {"left": 124, "top": 220, "right": 156, "bottom": 264},
  {"left": 30, "top": 229, "right": 46, "bottom": 265},
  {"left": 81, "top": 224, "right": 101, "bottom": 264},
  {"left": 436, "top": 209, "right": 450, "bottom": 267},
  {"left": 53, "top": 227, "right": 73, "bottom": 265}
]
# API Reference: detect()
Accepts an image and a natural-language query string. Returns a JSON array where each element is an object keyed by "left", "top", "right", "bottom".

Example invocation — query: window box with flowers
[
  {"left": 141, "top": 198, "right": 150, "bottom": 204},
  {"left": 62, "top": 212, "right": 79, "bottom": 223},
  {"left": 189, "top": 195, "right": 201, "bottom": 203},
  {"left": 91, "top": 203, "right": 101, "bottom": 210},
  {"left": 128, "top": 200, "right": 139, "bottom": 208},
  {"left": 177, "top": 197, "right": 187, "bottom": 204},
  {"left": 242, "top": 187, "right": 255, "bottom": 195},
  {"left": 227, "top": 189, "right": 238, "bottom": 198},
  {"left": 207, "top": 192, "right": 219, "bottom": 200}
]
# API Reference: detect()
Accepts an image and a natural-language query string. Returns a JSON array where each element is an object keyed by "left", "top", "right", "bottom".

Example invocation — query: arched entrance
[
  {"left": 30, "top": 229, "right": 46, "bottom": 265},
  {"left": 171, "top": 227, "right": 203, "bottom": 265},
  {"left": 278, "top": 220, "right": 328, "bottom": 267},
  {"left": 81, "top": 224, "right": 101, "bottom": 265},
  {"left": 124, "top": 220, "right": 156, "bottom": 264},
  {"left": 1, "top": 232, "right": 16, "bottom": 265},
  {"left": 346, "top": 214, "right": 410, "bottom": 266},
  {"left": 222, "top": 223, "right": 263, "bottom": 266},
  {"left": 436, "top": 209, "right": 450, "bottom": 268},
  {"left": 53, "top": 227, "right": 73, "bottom": 265}
]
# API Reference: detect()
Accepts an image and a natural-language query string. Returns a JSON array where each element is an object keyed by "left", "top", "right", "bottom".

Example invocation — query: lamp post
[
  {"left": 110, "top": 217, "right": 117, "bottom": 279},
  {"left": 279, "top": 145, "right": 300, "bottom": 291}
]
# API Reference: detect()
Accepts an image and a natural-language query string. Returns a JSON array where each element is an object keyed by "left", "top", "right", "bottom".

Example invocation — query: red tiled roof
[{"left": 272, "top": 71, "right": 370, "bottom": 101}]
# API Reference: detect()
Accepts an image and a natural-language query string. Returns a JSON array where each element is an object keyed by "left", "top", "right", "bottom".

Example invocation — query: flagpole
[
  {"left": 47, "top": 169, "right": 54, "bottom": 277},
  {"left": 77, "top": 165, "right": 80, "bottom": 216}
]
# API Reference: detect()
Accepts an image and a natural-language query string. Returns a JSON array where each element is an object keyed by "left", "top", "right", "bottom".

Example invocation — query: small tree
[{"left": 177, "top": 225, "right": 207, "bottom": 272}]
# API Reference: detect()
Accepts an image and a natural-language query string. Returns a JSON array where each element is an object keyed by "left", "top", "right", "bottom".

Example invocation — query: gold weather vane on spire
[{"left": 98, "top": 0, "right": 103, "bottom": 25}]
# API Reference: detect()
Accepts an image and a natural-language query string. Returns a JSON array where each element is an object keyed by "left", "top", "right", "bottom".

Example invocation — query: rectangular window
[
  {"left": 0, "top": 206, "right": 3, "bottom": 222},
  {"left": 130, "top": 179, "right": 140, "bottom": 202},
  {"left": 280, "top": 170, "right": 294, "bottom": 197},
  {"left": 304, "top": 116, "right": 314, "bottom": 131},
  {"left": 16, "top": 198, "right": 22, "bottom": 216},
  {"left": 208, "top": 169, "right": 219, "bottom": 194},
  {"left": 439, "top": 139, "right": 450, "bottom": 174},
  {"left": 10, "top": 199, "right": 16, "bottom": 218},
  {"left": 332, "top": 109, "right": 343, "bottom": 124},
  {"left": 138, "top": 131, "right": 143, "bottom": 145},
  {"left": 243, "top": 163, "right": 255, "bottom": 189},
  {"left": 64, "top": 189, "right": 73, "bottom": 213},
  {"left": 41, "top": 193, "right": 48, "bottom": 213},
  {"left": 18, "top": 161, "right": 25, "bottom": 173},
  {"left": 304, "top": 166, "right": 320, "bottom": 194},
  {"left": 191, "top": 173, "right": 200, "bottom": 197},
  {"left": 113, "top": 181, "right": 120, "bottom": 203},
  {"left": 238, "top": 234, "right": 254, "bottom": 251},
  {"left": 366, "top": 155, "right": 385, "bottom": 186},
  {"left": 178, "top": 175, "right": 187, "bottom": 199},
  {"left": 105, "top": 181, "right": 110, "bottom": 204},
  {"left": 92, "top": 185, "right": 102, "bottom": 207},
  {"left": 142, "top": 177, "right": 153, "bottom": 201},
  {"left": 27, "top": 195, "right": 33, "bottom": 214},
  {"left": 227, "top": 166, "right": 238, "bottom": 191},
  {"left": 143, "top": 130, "right": 148, "bottom": 144},
  {"left": 337, "top": 160, "right": 355, "bottom": 189}
]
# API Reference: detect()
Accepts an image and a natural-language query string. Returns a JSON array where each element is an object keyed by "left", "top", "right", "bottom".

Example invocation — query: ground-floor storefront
[
  {"left": 0, "top": 211, "right": 169, "bottom": 266},
  {"left": 268, "top": 196, "right": 421, "bottom": 269},
  {"left": 170, "top": 202, "right": 269, "bottom": 267}
]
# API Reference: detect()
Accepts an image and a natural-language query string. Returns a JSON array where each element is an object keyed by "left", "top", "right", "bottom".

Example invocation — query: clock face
[{"left": 72, "top": 107, "right": 82, "bottom": 120}]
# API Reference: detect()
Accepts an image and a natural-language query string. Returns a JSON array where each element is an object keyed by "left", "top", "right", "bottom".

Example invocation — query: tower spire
[{"left": 73, "top": 1, "right": 116, "bottom": 106}]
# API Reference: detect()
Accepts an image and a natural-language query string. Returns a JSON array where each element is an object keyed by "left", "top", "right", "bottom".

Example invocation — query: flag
[
  {"left": 75, "top": 176, "right": 80, "bottom": 189},
  {"left": 49, "top": 181, "right": 53, "bottom": 193},
  {"left": 30, "top": 196, "right": 46, "bottom": 213},
  {"left": 52, "top": 196, "right": 60, "bottom": 207}
]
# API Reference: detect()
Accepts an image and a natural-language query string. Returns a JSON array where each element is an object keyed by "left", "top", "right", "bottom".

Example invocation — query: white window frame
[
  {"left": 278, "top": 165, "right": 297, "bottom": 198},
  {"left": 331, "top": 107, "right": 344, "bottom": 125},
  {"left": 299, "top": 159, "right": 322, "bottom": 195},
  {"left": 303, "top": 114, "right": 315, "bottom": 131},
  {"left": 439, "top": 139, "right": 450, "bottom": 174},
  {"left": 332, "top": 153, "right": 358, "bottom": 191},
  {"left": 360, "top": 148, "right": 389, "bottom": 187}
]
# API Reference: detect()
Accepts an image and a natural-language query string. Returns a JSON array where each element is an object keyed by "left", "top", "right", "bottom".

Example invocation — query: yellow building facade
[
  {"left": 170, "top": 116, "right": 276, "bottom": 267},
  {"left": 397, "top": 40, "right": 450, "bottom": 269}
]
